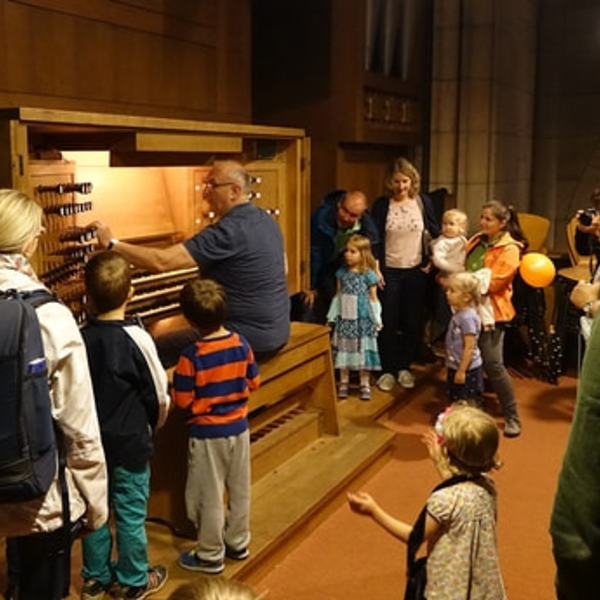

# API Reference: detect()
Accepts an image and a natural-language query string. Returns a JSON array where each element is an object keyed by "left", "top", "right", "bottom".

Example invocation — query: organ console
[{"left": 0, "top": 107, "right": 310, "bottom": 330}]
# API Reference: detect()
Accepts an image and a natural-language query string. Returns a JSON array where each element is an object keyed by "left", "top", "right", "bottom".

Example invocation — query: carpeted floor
[{"left": 254, "top": 366, "right": 576, "bottom": 600}]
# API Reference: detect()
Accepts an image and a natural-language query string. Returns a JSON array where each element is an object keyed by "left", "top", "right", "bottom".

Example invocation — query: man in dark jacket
[{"left": 302, "top": 189, "right": 379, "bottom": 323}]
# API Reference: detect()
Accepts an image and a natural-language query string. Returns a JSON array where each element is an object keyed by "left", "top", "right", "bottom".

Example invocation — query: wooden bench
[{"left": 147, "top": 321, "right": 338, "bottom": 537}]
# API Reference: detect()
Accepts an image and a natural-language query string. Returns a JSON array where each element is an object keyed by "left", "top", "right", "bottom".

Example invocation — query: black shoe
[
  {"left": 225, "top": 546, "right": 249, "bottom": 561},
  {"left": 81, "top": 579, "right": 109, "bottom": 600}
]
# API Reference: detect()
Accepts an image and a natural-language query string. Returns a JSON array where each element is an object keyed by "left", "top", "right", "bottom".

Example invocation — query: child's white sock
[
  {"left": 360, "top": 370, "right": 370, "bottom": 388},
  {"left": 340, "top": 369, "right": 350, "bottom": 384}
]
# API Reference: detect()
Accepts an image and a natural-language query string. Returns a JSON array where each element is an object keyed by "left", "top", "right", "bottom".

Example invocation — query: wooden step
[
  {"left": 226, "top": 418, "right": 395, "bottom": 580},
  {"left": 251, "top": 404, "right": 321, "bottom": 482},
  {"left": 142, "top": 416, "right": 395, "bottom": 594}
]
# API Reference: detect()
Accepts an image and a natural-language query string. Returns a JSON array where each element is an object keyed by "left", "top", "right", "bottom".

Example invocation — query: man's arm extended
[{"left": 92, "top": 221, "right": 197, "bottom": 272}]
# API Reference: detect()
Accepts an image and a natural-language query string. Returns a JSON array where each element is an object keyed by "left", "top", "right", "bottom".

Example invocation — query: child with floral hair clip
[{"left": 348, "top": 404, "right": 506, "bottom": 600}]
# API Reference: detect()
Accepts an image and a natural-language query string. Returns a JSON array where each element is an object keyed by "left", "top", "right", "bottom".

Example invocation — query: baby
[
  {"left": 432, "top": 209, "right": 494, "bottom": 330},
  {"left": 431, "top": 209, "right": 468, "bottom": 276}
]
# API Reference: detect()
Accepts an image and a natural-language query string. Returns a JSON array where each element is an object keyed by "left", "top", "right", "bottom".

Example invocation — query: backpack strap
[
  {"left": 406, "top": 474, "right": 476, "bottom": 574},
  {"left": 23, "top": 289, "right": 72, "bottom": 595},
  {"left": 21, "top": 289, "right": 59, "bottom": 309}
]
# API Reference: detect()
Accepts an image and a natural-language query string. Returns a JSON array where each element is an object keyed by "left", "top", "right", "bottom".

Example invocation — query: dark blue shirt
[{"left": 184, "top": 202, "right": 290, "bottom": 352}]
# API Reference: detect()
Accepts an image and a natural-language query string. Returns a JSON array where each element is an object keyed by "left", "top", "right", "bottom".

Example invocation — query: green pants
[{"left": 81, "top": 464, "right": 150, "bottom": 587}]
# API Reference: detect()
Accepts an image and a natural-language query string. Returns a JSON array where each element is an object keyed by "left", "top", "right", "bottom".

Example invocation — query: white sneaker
[
  {"left": 397, "top": 369, "right": 415, "bottom": 389},
  {"left": 376, "top": 373, "right": 396, "bottom": 392}
]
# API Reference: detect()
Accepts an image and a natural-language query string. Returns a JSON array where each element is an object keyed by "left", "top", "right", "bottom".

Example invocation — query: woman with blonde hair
[
  {"left": 0, "top": 189, "right": 107, "bottom": 600},
  {"left": 371, "top": 157, "right": 440, "bottom": 392}
]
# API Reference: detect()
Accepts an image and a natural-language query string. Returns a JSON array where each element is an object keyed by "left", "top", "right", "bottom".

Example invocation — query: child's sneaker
[
  {"left": 503, "top": 418, "right": 521, "bottom": 438},
  {"left": 397, "top": 369, "right": 415, "bottom": 389},
  {"left": 376, "top": 373, "right": 395, "bottom": 392},
  {"left": 359, "top": 385, "right": 371, "bottom": 401},
  {"left": 81, "top": 579, "right": 108, "bottom": 600},
  {"left": 119, "top": 566, "right": 168, "bottom": 599},
  {"left": 177, "top": 550, "right": 224, "bottom": 574},
  {"left": 337, "top": 382, "right": 349, "bottom": 399},
  {"left": 225, "top": 545, "right": 250, "bottom": 561}
]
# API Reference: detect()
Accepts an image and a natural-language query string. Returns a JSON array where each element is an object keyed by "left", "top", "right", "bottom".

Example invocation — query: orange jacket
[{"left": 466, "top": 232, "right": 523, "bottom": 323}]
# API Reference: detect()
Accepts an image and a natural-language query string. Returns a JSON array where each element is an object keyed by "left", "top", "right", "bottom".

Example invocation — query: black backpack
[{"left": 0, "top": 288, "right": 58, "bottom": 503}]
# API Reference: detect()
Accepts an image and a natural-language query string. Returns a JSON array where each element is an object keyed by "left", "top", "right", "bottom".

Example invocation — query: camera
[{"left": 577, "top": 207, "right": 599, "bottom": 226}]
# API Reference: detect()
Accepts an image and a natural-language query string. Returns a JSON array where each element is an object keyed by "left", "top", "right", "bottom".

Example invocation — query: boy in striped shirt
[{"left": 172, "top": 279, "right": 260, "bottom": 575}]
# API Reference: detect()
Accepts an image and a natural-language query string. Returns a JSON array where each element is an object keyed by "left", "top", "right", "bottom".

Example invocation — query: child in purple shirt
[{"left": 444, "top": 272, "right": 483, "bottom": 404}]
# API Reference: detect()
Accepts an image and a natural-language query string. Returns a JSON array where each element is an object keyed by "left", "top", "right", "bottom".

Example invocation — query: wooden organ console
[{"left": 0, "top": 107, "right": 338, "bottom": 537}]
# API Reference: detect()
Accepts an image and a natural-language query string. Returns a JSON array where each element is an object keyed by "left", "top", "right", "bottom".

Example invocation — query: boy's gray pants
[{"left": 185, "top": 430, "right": 251, "bottom": 562}]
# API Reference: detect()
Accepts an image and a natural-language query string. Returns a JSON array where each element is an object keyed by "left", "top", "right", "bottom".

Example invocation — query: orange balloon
[{"left": 519, "top": 252, "right": 556, "bottom": 288}]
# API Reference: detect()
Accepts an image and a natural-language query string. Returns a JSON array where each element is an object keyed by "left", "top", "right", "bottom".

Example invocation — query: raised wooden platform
[{"left": 139, "top": 385, "right": 399, "bottom": 597}]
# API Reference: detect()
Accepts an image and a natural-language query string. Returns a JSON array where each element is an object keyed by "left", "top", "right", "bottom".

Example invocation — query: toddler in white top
[
  {"left": 432, "top": 209, "right": 494, "bottom": 330},
  {"left": 431, "top": 209, "right": 468, "bottom": 275}
]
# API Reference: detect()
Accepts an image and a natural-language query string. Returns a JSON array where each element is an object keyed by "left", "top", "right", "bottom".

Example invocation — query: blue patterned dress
[{"left": 327, "top": 267, "right": 382, "bottom": 370}]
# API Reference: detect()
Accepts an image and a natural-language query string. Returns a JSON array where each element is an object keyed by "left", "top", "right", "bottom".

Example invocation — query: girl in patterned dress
[
  {"left": 348, "top": 404, "right": 506, "bottom": 600},
  {"left": 327, "top": 234, "right": 382, "bottom": 400}
]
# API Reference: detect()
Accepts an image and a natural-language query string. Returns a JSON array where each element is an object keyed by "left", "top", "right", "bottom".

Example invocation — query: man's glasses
[{"left": 203, "top": 179, "right": 235, "bottom": 191}]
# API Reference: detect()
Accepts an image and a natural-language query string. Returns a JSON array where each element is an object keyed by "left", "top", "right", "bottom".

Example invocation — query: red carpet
[{"left": 254, "top": 367, "right": 575, "bottom": 599}]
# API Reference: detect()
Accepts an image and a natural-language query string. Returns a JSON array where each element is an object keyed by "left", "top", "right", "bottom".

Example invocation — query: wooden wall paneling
[
  {"left": 330, "top": 0, "right": 364, "bottom": 142},
  {"left": 216, "top": 0, "right": 251, "bottom": 121},
  {"left": 336, "top": 144, "right": 410, "bottom": 203},
  {"left": 0, "top": 0, "right": 250, "bottom": 121},
  {"left": 10, "top": 0, "right": 218, "bottom": 39}
]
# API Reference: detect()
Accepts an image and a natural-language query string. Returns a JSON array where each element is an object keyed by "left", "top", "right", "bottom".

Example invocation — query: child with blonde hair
[
  {"left": 166, "top": 577, "right": 263, "bottom": 600},
  {"left": 326, "top": 234, "right": 382, "bottom": 401},
  {"left": 430, "top": 209, "right": 471, "bottom": 346},
  {"left": 445, "top": 271, "right": 484, "bottom": 405},
  {"left": 431, "top": 208, "right": 469, "bottom": 276},
  {"left": 348, "top": 404, "right": 506, "bottom": 600}
]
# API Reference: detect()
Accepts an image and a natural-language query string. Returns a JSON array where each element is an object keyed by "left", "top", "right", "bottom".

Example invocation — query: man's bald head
[
  {"left": 336, "top": 190, "right": 368, "bottom": 229},
  {"left": 211, "top": 160, "right": 252, "bottom": 195}
]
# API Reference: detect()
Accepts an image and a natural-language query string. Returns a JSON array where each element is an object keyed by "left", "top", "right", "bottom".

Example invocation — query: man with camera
[{"left": 575, "top": 187, "right": 600, "bottom": 260}]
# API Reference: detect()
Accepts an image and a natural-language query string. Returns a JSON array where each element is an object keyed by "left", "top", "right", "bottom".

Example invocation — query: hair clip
[{"left": 434, "top": 406, "right": 452, "bottom": 444}]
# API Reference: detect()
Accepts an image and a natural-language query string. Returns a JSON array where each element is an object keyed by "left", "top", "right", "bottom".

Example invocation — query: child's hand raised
[
  {"left": 421, "top": 429, "right": 441, "bottom": 461},
  {"left": 347, "top": 491, "right": 377, "bottom": 515},
  {"left": 421, "top": 428, "right": 453, "bottom": 479}
]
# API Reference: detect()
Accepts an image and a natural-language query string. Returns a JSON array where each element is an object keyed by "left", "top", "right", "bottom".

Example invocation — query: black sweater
[{"left": 81, "top": 317, "right": 168, "bottom": 471}]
